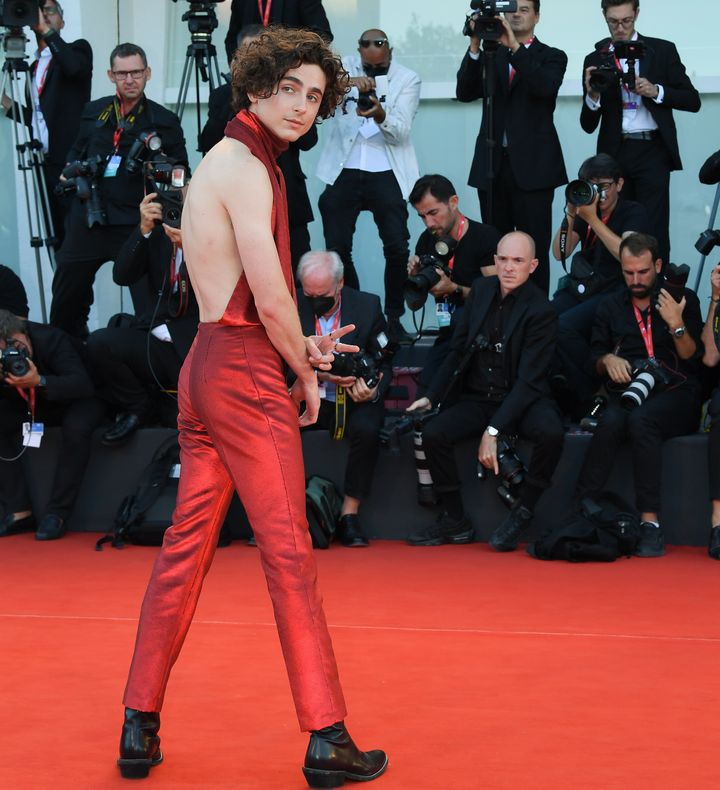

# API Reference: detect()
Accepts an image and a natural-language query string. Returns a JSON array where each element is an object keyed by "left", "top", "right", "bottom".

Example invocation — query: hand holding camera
[
  {"left": 347, "top": 374, "right": 382, "bottom": 403},
  {"left": 139, "top": 193, "right": 163, "bottom": 235},
  {"left": 406, "top": 396, "right": 432, "bottom": 413},
  {"left": 633, "top": 77, "right": 659, "bottom": 100},
  {"left": 656, "top": 287, "right": 686, "bottom": 330},
  {"left": 711, "top": 265, "right": 720, "bottom": 301},
  {"left": 601, "top": 353, "right": 633, "bottom": 385},
  {"left": 478, "top": 430, "right": 499, "bottom": 475}
]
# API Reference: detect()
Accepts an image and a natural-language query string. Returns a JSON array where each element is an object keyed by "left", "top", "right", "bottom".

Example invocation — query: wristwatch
[
  {"left": 453, "top": 285, "right": 464, "bottom": 303},
  {"left": 486, "top": 425, "right": 499, "bottom": 437},
  {"left": 672, "top": 325, "right": 686, "bottom": 338}
]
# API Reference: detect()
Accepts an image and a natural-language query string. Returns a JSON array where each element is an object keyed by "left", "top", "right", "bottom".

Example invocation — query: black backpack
[
  {"left": 528, "top": 492, "right": 641, "bottom": 562},
  {"left": 305, "top": 475, "right": 342, "bottom": 549},
  {"left": 96, "top": 435, "right": 181, "bottom": 550}
]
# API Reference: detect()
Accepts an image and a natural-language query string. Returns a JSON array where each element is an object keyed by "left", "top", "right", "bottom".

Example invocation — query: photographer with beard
[{"left": 574, "top": 233, "right": 703, "bottom": 558}]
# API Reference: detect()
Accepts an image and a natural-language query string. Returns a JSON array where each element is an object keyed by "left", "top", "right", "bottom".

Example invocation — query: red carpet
[{"left": 1, "top": 534, "right": 719, "bottom": 789}]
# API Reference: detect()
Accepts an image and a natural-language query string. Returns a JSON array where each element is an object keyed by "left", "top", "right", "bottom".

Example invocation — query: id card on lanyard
[{"left": 633, "top": 303, "right": 655, "bottom": 360}]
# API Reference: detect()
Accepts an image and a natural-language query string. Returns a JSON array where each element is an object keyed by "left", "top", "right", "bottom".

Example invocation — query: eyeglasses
[
  {"left": 359, "top": 38, "right": 388, "bottom": 48},
  {"left": 112, "top": 69, "right": 146, "bottom": 81},
  {"left": 41, "top": 5, "right": 60, "bottom": 15},
  {"left": 593, "top": 181, "right": 616, "bottom": 192},
  {"left": 605, "top": 15, "right": 636, "bottom": 28}
]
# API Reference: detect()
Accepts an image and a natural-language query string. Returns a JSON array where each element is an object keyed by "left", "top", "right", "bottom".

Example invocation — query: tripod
[
  {"left": 1, "top": 29, "right": 57, "bottom": 321},
  {"left": 174, "top": 2, "right": 223, "bottom": 153}
]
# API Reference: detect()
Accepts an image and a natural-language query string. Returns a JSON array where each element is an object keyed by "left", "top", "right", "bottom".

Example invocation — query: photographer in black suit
[
  {"left": 456, "top": 0, "right": 567, "bottom": 294},
  {"left": 49, "top": 43, "right": 188, "bottom": 338},
  {"left": 86, "top": 192, "right": 199, "bottom": 446},
  {"left": 406, "top": 232, "right": 564, "bottom": 551},
  {"left": 580, "top": 0, "right": 701, "bottom": 265},
  {"left": 296, "top": 251, "right": 394, "bottom": 547},
  {"left": 2, "top": 1, "right": 92, "bottom": 249}
]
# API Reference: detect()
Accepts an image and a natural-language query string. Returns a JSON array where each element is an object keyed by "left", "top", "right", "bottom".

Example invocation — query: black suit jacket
[
  {"left": 224, "top": 0, "right": 333, "bottom": 61},
  {"left": 427, "top": 276, "right": 557, "bottom": 433},
  {"left": 297, "top": 287, "right": 394, "bottom": 400},
  {"left": 580, "top": 35, "right": 701, "bottom": 171},
  {"left": 199, "top": 82, "right": 317, "bottom": 225},
  {"left": 5, "top": 32, "right": 92, "bottom": 170},
  {"left": 113, "top": 227, "right": 200, "bottom": 360},
  {"left": 456, "top": 39, "right": 568, "bottom": 191},
  {"left": 26, "top": 321, "right": 94, "bottom": 402}
]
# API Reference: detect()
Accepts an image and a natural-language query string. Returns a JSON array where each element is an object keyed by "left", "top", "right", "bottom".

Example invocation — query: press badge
[
  {"left": 104, "top": 154, "right": 122, "bottom": 178},
  {"left": 22, "top": 422, "right": 44, "bottom": 448},
  {"left": 436, "top": 301, "right": 452, "bottom": 328}
]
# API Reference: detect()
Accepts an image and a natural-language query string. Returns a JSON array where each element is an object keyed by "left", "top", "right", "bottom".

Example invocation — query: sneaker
[
  {"left": 407, "top": 512, "right": 474, "bottom": 546},
  {"left": 489, "top": 503, "right": 533, "bottom": 552},
  {"left": 708, "top": 526, "right": 720, "bottom": 560},
  {"left": 635, "top": 521, "right": 665, "bottom": 558}
]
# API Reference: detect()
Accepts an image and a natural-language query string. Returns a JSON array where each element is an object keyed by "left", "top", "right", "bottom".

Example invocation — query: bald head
[{"left": 494, "top": 232, "right": 538, "bottom": 295}]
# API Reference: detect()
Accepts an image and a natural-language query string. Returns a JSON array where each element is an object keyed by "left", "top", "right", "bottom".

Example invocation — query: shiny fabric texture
[{"left": 123, "top": 323, "right": 347, "bottom": 730}]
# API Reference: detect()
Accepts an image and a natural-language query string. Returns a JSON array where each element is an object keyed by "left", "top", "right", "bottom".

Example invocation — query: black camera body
[
  {"left": 477, "top": 434, "right": 526, "bottom": 508},
  {"left": 144, "top": 159, "right": 188, "bottom": 229},
  {"left": 0, "top": 0, "right": 38, "bottom": 27},
  {"left": 56, "top": 155, "right": 108, "bottom": 228},
  {"left": 695, "top": 229, "right": 720, "bottom": 257},
  {"left": 565, "top": 179, "right": 605, "bottom": 207},
  {"left": 379, "top": 407, "right": 439, "bottom": 454},
  {"left": 329, "top": 333, "right": 396, "bottom": 390},
  {"left": 126, "top": 130, "right": 164, "bottom": 175},
  {"left": 658, "top": 262, "right": 689, "bottom": 303},
  {"left": 621, "top": 357, "right": 671, "bottom": 411},
  {"left": 404, "top": 235, "right": 457, "bottom": 312},
  {"left": 590, "top": 40, "right": 646, "bottom": 94},
  {"left": 463, "top": 0, "right": 518, "bottom": 41},
  {"left": 0, "top": 344, "right": 30, "bottom": 378}
]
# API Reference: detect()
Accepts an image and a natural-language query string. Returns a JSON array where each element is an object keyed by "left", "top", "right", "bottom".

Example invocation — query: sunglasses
[{"left": 359, "top": 38, "right": 388, "bottom": 48}]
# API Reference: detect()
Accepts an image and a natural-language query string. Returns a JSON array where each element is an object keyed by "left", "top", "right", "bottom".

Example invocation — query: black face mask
[
  {"left": 309, "top": 295, "right": 336, "bottom": 318},
  {"left": 363, "top": 63, "right": 389, "bottom": 78}
]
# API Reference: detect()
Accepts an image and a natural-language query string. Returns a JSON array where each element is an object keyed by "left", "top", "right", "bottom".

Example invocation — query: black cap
[
  {"left": 0, "top": 265, "right": 29, "bottom": 317},
  {"left": 699, "top": 149, "right": 720, "bottom": 185}
]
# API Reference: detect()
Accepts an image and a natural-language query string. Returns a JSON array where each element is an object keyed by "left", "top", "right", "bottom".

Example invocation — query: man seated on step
[
  {"left": 404, "top": 231, "right": 565, "bottom": 551},
  {"left": 296, "top": 250, "right": 395, "bottom": 547}
]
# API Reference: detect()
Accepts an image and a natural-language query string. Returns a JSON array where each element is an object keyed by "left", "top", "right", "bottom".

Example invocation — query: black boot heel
[
  {"left": 117, "top": 753, "right": 163, "bottom": 779},
  {"left": 303, "top": 721, "right": 387, "bottom": 787},
  {"left": 302, "top": 766, "right": 347, "bottom": 788},
  {"left": 118, "top": 708, "right": 163, "bottom": 779}
]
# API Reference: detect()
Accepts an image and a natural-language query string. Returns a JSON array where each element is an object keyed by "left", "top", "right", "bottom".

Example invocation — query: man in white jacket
[{"left": 316, "top": 28, "right": 420, "bottom": 343}]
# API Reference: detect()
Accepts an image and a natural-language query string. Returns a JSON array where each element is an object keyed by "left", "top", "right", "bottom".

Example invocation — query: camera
[
  {"left": 565, "top": 179, "right": 606, "bottom": 207},
  {"left": 328, "top": 332, "right": 396, "bottom": 390},
  {"left": 171, "top": 0, "right": 224, "bottom": 43},
  {"left": 404, "top": 235, "right": 458, "bottom": 312},
  {"left": 463, "top": 0, "right": 518, "bottom": 41},
  {"left": 0, "top": 0, "right": 37, "bottom": 27},
  {"left": 379, "top": 407, "right": 439, "bottom": 454},
  {"left": 144, "top": 160, "right": 188, "bottom": 229},
  {"left": 126, "top": 131, "right": 164, "bottom": 175},
  {"left": 55, "top": 155, "right": 108, "bottom": 228},
  {"left": 620, "top": 357, "right": 671, "bottom": 411},
  {"left": 612, "top": 40, "right": 646, "bottom": 92},
  {"left": 588, "top": 54, "right": 618, "bottom": 95},
  {"left": 0, "top": 344, "right": 30, "bottom": 377},
  {"left": 695, "top": 229, "right": 720, "bottom": 257},
  {"left": 477, "top": 434, "right": 526, "bottom": 508},
  {"left": 589, "top": 40, "right": 646, "bottom": 94},
  {"left": 658, "top": 262, "right": 689, "bottom": 303}
]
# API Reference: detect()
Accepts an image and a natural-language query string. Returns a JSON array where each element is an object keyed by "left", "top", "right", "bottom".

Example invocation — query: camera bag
[
  {"left": 305, "top": 475, "right": 342, "bottom": 549},
  {"left": 566, "top": 252, "right": 613, "bottom": 300},
  {"left": 528, "top": 492, "right": 640, "bottom": 562}
]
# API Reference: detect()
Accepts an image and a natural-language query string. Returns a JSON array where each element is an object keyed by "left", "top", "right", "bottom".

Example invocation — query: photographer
[
  {"left": 2, "top": 1, "right": 92, "bottom": 249},
  {"left": 575, "top": 233, "right": 703, "bottom": 557},
  {"left": 407, "top": 173, "right": 501, "bottom": 394},
  {"left": 296, "top": 251, "right": 394, "bottom": 547},
  {"left": 49, "top": 43, "right": 188, "bottom": 338},
  {"left": 580, "top": 0, "right": 701, "bottom": 265},
  {"left": 86, "top": 191, "right": 199, "bottom": 446},
  {"left": 405, "top": 232, "right": 564, "bottom": 551},
  {"left": 316, "top": 29, "right": 421, "bottom": 343},
  {"left": 550, "top": 153, "right": 650, "bottom": 408},
  {"left": 0, "top": 305, "right": 104, "bottom": 541},
  {"left": 456, "top": 0, "right": 567, "bottom": 294}
]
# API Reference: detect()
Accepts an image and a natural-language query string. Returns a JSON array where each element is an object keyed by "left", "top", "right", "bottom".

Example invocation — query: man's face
[
  {"left": 494, "top": 234, "right": 538, "bottom": 294},
  {"left": 301, "top": 265, "right": 342, "bottom": 316},
  {"left": 621, "top": 249, "right": 662, "bottom": 298},
  {"left": 603, "top": 2, "right": 639, "bottom": 41},
  {"left": 358, "top": 30, "right": 391, "bottom": 74},
  {"left": 590, "top": 175, "right": 623, "bottom": 213},
  {"left": 413, "top": 192, "right": 459, "bottom": 237},
  {"left": 249, "top": 63, "right": 326, "bottom": 142},
  {"left": 108, "top": 54, "right": 151, "bottom": 104},
  {"left": 40, "top": 2, "right": 64, "bottom": 34},
  {"left": 505, "top": 1, "right": 539, "bottom": 38},
  {"left": 0, "top": 332, "right": 31, "bottom": 356}
]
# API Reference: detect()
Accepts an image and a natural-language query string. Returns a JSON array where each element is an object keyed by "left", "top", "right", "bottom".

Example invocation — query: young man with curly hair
[{"left": 117, "top": 28, "right": 387, "bottom": 787}]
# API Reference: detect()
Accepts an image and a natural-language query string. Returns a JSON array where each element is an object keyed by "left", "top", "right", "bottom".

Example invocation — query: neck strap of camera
[
  {"left": 257, "top": 0, "right": 273, "bottom": 26},
  {"left": 447, "top": 214, "right": 467, "bottom": 274},
  {"left": 14, "top": 385, "right": 35, "bottom": 423},
  {"left": 633, "top": 302, "right": 654, "bottom": 359}
]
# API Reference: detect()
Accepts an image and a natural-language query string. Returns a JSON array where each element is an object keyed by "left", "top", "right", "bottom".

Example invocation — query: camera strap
[
  {"left": 632, "top": 303, "right": 655, "bottom": 360},
  {"left": 14, "top": 385, "right": 35, "bottom": 423},
  {"left": 168, "top": 246, "right": 189, "bottom": 318},
  {"left": 111, "top": 97, "right": 145, "bottom": 153},
  {"left": 333, "top": 386, "right": 347, "bottom": 440},
  {"left": 559, "top": 215, "right": 569, "bottom": 273},
  {"left": 446, "top": 214, "right": 466, "bottom": 274},
  {"left": 257, "top": 0, "right": 273, "bottom": 27}
]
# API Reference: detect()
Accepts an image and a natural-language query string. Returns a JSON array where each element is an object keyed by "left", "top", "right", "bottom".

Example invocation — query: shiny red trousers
[{"left": 123, "top": 323, "right": 347, "bottom": 731}]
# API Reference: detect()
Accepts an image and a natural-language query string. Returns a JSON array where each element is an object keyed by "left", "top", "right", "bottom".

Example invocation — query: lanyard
[
  {"left": 35, "top": 58, "right": 51, "bottom": 97},
  {"left": 257, "top": 0, "right": 272, "bottom": 26},
  {"left": 633, "top": 303, "right": 654, "bottom": 359},
  {"left": 584, "top": 210, "right": 612, "bottom": 249},
  {"left": 111, "top": 97, "right": 142, "bottom": 153},
  {"left": 14, "top": 386, "right": 36, "bottom": 422},
  {"left": 314, "top": 303, "right": 341, "bottom": 337},
  {"left": 446, "top": 215, "right": 466, "bottom": 274}
]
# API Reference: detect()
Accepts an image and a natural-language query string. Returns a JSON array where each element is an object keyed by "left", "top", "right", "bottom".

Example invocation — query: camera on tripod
[
  {"left": 463, "top": 0, "right": 518, "bottom": 42},
  {"left": 328, "top": 332, "right": 396, "bottom": 390},
  {"left": 145, "top": 160, "right": 189, "bottom": 230},
  {"left": 0, "top": 342, "right": 30, "bottom": 378},
  {"left": 404, "top": 235, "right": 458, "bottom": 312},
  {"left": 56, "top": 155, "right": 108, "bottom": 228},
  {"left": 0, "top": 0, "right": 37, "bottom": 28}
]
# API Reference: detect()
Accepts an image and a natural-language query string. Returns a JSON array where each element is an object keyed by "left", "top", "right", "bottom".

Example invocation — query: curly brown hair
[{"left": 230, "top": 27, "right": 348, "bottom": 120}]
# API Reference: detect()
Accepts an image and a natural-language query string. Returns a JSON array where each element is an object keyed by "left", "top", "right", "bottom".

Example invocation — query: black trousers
[
  {"left": 478, "top": 151, "right": 554, "bottom": 295},
  {"left": 290, "top": 222, "right": 311, "bottom": 276},
  {"left": 577, "top": 384, "right": 701, "bottom": 513},
  {"left": 319, "top": 169, "right": 410, "bottom": 318},
  {"left": 422, "top": 395, "right": 564, "bottom": 499},
  {"left": 0, "top": 393, "right": 106, "bottom": 519},
  {"left": 44, "top": 162, "right": 69, "bottom": 250},
  {"left": 616, "top": 137, "right": 671, "bottom": 265},
  {"left": 50, "top": 209, "right": 135, "bottom": 337},
  {"left": 707, "top": 388, "right": 720, "bottom": 501},
  {"left": 86, "top": 327, "right": 184, "bottom": 418},
  {"left": 302, "top": 395, "right": 386, "bottom": 501}
]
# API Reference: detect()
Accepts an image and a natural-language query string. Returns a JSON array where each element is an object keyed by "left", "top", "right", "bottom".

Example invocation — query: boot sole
[
  {"left": 117, "top": 751, "right": 163, "bottom": 779},
  {"left": 303, "top": 755, "right": 389, "bottom": 786},
  {"left": 407, "top": 529, "right": 475, "bottom": 547}
]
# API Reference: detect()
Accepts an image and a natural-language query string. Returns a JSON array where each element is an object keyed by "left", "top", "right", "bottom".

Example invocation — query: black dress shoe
[
  {"left": 303, "top": 721, "right": 387, "bottom": 788},
  {"left": 708, "top": 526, "right": 720, "bottom": 560},
  {"left": 407, "top": 512, "right": 474, "bottom": 546},
  {"left": 35, "top": 514, "right": 66, "bottom": 541},
  {"left": 118, "top": 707, "right": 163, "bottom": 779},
  {"left": 337, "top": 514, "right": 369, "bottom": 547},
  {"left": 489, "top": 503, "right": 533, "bottom": 552},
  {"left": 102, "top": 413, "right": 141, "bottom": 447},
  {"left": 0, "top": 512, "right": 35, "bottom": 537}
]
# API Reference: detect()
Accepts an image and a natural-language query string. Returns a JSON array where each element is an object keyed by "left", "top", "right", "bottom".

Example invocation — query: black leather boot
[
  {"left": 303, "top": 721, "right": 387, "bottom": 787},
  {"left": 117, "top": 707, "right": 163, "bottom": 779}
]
